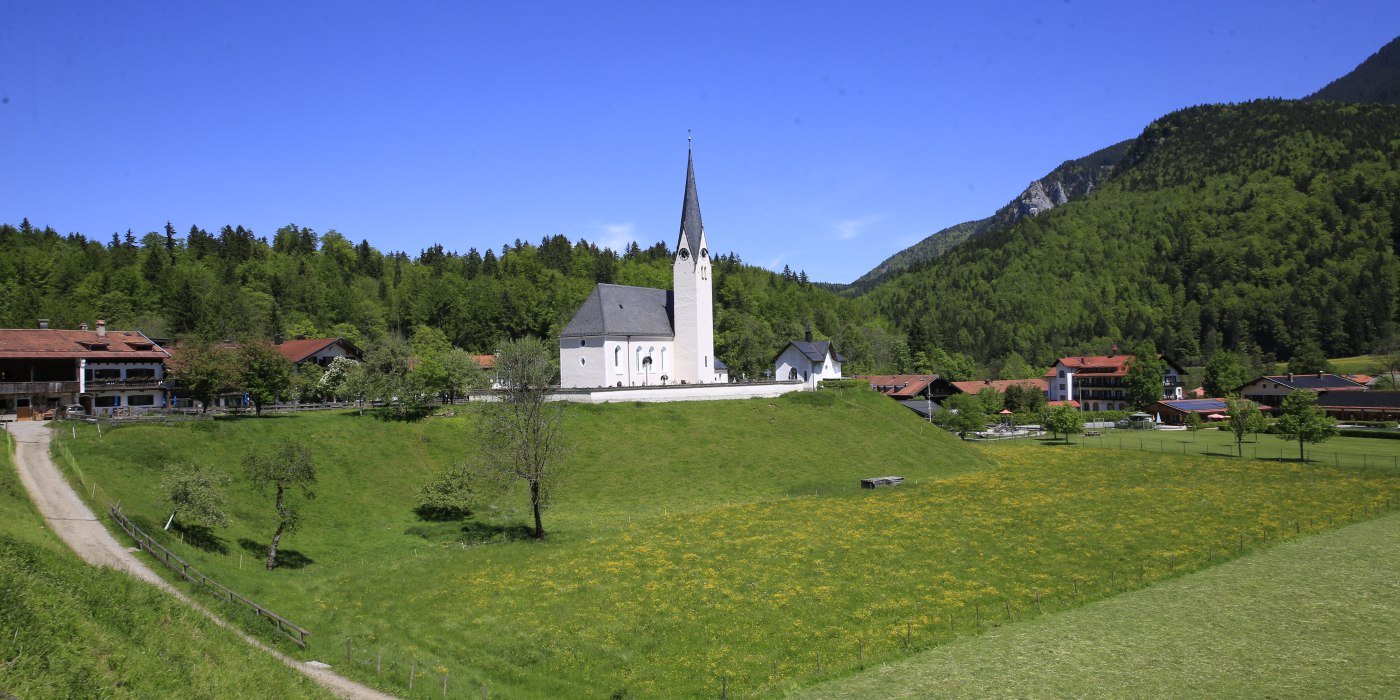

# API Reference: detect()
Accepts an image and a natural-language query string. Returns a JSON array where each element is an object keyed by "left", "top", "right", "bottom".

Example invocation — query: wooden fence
[{"left": 108, "top": 505, "right": 311, "bottom": 648}]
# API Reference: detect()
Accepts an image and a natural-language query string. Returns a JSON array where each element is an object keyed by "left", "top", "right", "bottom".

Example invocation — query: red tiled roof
[
  {"left": 1048, "top": 355, "right": 1134, "bottom": 377},
  {"left": 950, "top": 378, "right": 1048, "bottom": 395},
  {"left": 854, "top": 374, "right": 937, "bottom": 398},
  {"left": 472, "top": 354, "right": 496, "bottom": 369},
  {"left": 273, "top": 338, "right": 354, "bottom": 364},
  {"left": 0, "top": 329, "right": 170, "bottom": 360},
  {"left": 1047, "top": 399, "right": 1080, "bottom": 408}
]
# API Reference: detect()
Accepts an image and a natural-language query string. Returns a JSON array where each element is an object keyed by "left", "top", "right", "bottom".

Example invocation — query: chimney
[
  {"left": 96, "top": 319, "right": 106, "bottom": 337},
  {"left": 37, "top": 318, "right": 49, "bottom": 329},
  {"left": 1317, "top": 371, "right": 1324, "bottom": 379},
  {"left": 79, "top": 322, "right": 89, "bottom": 331},
  {"left": 274, "top": 334, "right": 284, "bottom": 345},
  {"left": 804, "top": 320, "right": 813, "bottom": 343},
  {"left": 984, "top": 378, "right": 991, "bottom": 384},
  {"left": 1287, "top": 372, "right": 1294, "bottom": 381}
]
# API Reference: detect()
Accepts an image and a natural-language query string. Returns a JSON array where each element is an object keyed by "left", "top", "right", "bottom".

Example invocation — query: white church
[{"left": 559, "top": 149, "right": 730, "bottom": 388}]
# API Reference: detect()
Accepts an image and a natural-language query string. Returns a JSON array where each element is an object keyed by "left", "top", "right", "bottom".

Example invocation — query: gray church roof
[
  {"left": 560, "top": 284, "right": 675, "bottom": 338},
  {"left": 677, "top": 150, "right": 704, "bottom": 260},
  {"left": 776, "top": 340, "right": 845, "bottom": 364}
]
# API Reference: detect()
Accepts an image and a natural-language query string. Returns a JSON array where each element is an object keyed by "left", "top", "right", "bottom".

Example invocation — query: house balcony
[
  {"left": 85, "top": 379, "right": 166, "bottom": 392},
  {"left": 0, "top": 381, "right": 80, "bottom": 396}
]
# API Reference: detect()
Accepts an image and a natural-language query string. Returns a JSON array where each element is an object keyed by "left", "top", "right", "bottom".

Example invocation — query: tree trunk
[
  {"left": 255, "top": 401, "right": 263, "bottom": 416},
  {"left": 267, "top": 521, "right": 285, "bottom": 570},
  {"left": 267, "top": 484, "right": 285, "bottom": 569},
  {"left": 530, "top": 479, "right": 545, "bottom": 540},
  {"left": 1299, "top": 438, "right": 1305, "bottom": 462}
]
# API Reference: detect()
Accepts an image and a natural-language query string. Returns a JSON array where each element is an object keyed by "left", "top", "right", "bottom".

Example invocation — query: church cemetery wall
[{"left": 550, "top": 380, "right": 806, "bottom": 404}]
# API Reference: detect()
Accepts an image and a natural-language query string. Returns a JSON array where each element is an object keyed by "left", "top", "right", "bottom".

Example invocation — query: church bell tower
[{"left": 672, "top": 142, "right": 715, "bottom": 384}]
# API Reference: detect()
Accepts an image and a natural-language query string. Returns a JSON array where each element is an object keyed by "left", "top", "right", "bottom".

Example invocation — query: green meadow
[
  {"left": 0, "top": 427, "right": 331, "bottom": 698},
  {"left": 53, "top": 389, "right": 1400, "bottom": 698},
  {"left": 1057, "top": 425, "right": 1400, "bottom": 469},
  {"left": 797, "top": 511, "right": 1400, "bottom": 698}
]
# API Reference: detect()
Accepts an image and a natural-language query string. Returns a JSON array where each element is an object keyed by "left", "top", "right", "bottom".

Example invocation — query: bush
[
  {"left": 1338, "top": 429, "right": 1400, "bottom": 440},
  {"left": 819, "top": 379, "right": 870, "bottom": 389},
  {"left": 415, "top": 464, "right": 477, "bottom": 521},
  {"left": 1339, "top": 420, "right": 1399, "bottom": 429}
]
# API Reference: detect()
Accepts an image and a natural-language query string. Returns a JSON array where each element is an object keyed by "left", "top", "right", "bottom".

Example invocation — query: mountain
[
  {"left": 1308, "top": 36, "right": 1400, "bottom": 105},
  {"left": 865, "top": 99, "right": 1400, "bottom": 366},
  {"left": 847, "top": 140, "right": 1133, "bottom": 292}
]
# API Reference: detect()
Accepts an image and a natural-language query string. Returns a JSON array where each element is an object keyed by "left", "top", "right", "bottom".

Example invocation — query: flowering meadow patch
[{"left": 327, "top": 444, "right": 1396, "bottom": 697}]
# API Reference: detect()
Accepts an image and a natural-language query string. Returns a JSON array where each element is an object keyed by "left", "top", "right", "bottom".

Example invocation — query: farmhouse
[
  {"left": 1236, "top": 372, "right": 1368, "bottom": 406},
  {"left": 855, "top": 374, "right": 944, "bottom": 400},
  {"left": 773, "top": 328, "right": 843, "bottom": 390},
  {"left": 0, "top": 320, "right": 170, "bottom": 419},
  {"left": 1045, "top": 354, "right": 1185, "bottom": 411},
  {"left": 559, "top": 149, "right": 728, "bottom": 387},
  {"left": 272, "top": 336, "right": 362, "bottom": 369}
]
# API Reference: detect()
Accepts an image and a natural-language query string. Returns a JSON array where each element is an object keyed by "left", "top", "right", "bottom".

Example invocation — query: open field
[
  {"left": 0, "top": 427, "right": 331, "bottom": 698},
  {"left": 54, "top": 389, "right": 1400, "bottom": 698},
  {"left": 1053, "top": 426, "right": 1400, "bottom": 470},
  {"left": 797, "top": 511, "right": 1400, "bottom": 698}
]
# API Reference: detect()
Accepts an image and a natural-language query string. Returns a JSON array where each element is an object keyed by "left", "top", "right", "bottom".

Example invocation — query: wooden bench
[
  {"left": 861, "top": 476, "right": 905, "bottom": 489},
  {"left": 1085, "top": 431, "right": 1101, "bottom": 437}
]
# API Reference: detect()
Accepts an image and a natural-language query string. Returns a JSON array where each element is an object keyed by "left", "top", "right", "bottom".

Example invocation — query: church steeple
[{"left": 677, "top": 140, "right": 704, "bottom": 263}]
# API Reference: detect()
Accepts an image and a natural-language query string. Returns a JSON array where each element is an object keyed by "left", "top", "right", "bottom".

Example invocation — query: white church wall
[
  {"left": 774, "top": 345, "right": 814, "bottom": 388},
  {"left": 553, "top": 381, "right": 804, "bottom": 404},
  {"left": 559, "top": 337, "right": 606, "bottom": 388}
]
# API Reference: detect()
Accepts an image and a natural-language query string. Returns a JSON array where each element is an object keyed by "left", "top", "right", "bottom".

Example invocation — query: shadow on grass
[
  {"left": 405, "top": 519, "right": 534, "bottom": 545},
  {"left": 237, "top": 538, "right": 314, "bottom": 569},
  {"left": 370, "top": 405, "right": 434, "bottom": 422},
  {"left": 171, "top": 523, "right": 230, "bottom": 554}
]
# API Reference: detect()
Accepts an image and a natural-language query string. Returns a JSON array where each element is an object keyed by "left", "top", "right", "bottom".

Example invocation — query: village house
[
  {"left": 949, "top": 377, "right": 1049, "bottom": 399},
  {"left": 272, "top": 336, "right": 363, "bottom": 369},
  {"left": 854, "top": 374, "right": 943, "bottom": 401},
  {"left": 1310, "top": 390, "right": 1400, "bottom": 422},
  {"left": 1045, "top": 354, "right": 1185, "bottom": 411},
  {"left": 0, "top": 320, "right": 170, "bottom": 420},
  {"left": 773, "top": 327, "right": 843, "bottom": 390},
  {"left": 559, "top": 148, "right": 728, "bottom": 387},
  {"left": 1235, "top": 372, "right": 1368, "bottom": 408}
]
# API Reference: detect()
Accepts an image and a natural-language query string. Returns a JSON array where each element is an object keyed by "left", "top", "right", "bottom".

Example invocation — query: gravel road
[{"left": 7, "top": 420, "right": 395, "bottom": 700}]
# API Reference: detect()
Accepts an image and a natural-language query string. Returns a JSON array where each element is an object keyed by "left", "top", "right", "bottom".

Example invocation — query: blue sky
[{"left": 3, "top": 2, "right": 1397, "bottom": 283}]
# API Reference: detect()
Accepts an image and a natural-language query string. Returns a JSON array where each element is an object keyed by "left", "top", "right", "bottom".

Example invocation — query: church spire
[{"left": 678, "top": 137, "right": 704, "bottom": 261}]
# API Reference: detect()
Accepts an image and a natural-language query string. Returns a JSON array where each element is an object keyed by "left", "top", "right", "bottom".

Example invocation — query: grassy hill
[
  {"left": 864, "top": 99, "right": 1400, "bottom": 366},
  {"left": 796, "top": 511, "right": 1400, "bottom": 698},
  {"left": 0, "top": 428, "right": 330, "bottom": 698},
  {"left": 52, "top": 391, "right": 1400, "bottom": 698}
]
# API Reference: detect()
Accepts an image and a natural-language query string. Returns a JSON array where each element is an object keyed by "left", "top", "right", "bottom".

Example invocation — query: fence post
[
  {"left": 346, "top": 638, "right": 350, "bottom": 664},
  {"left": 409, "top": 661, "right": 416, "bottom": 691},
  {"left": 722, "top": 673, "right": 728, "bottom": 699}
]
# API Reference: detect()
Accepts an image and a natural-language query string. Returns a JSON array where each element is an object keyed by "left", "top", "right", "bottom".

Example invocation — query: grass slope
[
  {"left": 796, "top": 511, "right": 1400, "bottom": 698},
  {"left": 55, "top": 390, "right": 1400, "bottom": 698},
  {"left": 0, "top": 428, "right": 330, "bottom": 698}
]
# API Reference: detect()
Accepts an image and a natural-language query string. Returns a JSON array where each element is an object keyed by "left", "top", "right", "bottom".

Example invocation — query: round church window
[
  {"left": 679, "top": 248, "right": 689, "bottom": 260},
  {"left": 700, "top": 247, "right": 708, "bottom": 258}
]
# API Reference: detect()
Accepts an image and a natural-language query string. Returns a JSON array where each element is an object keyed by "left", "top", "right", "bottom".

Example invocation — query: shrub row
[{"left": 1338, "top": 429, "right": 1400, "bottom": 440}]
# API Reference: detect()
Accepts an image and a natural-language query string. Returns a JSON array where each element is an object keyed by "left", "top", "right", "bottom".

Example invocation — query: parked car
[{"left": 62, "top": 404, "right": 87, "bottom": 418}]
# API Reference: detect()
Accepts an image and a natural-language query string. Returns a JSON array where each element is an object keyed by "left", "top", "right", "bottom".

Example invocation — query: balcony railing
[
  {"left": 85, "top": 379, "right": 166, "bottom": 391},
  {"left": 0, "top": 381, "right": 80, "bottom": 395}
]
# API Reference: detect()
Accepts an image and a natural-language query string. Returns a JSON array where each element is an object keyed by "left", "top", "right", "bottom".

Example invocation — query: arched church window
[
  {"left": 789, "top": 368, "right": 798, "bottom": 380},
  {"left": 579, "top": 357, "right": 586, "bottom": 366},
  {"left": 579, "top": 339, "right": 585, "bottom": 347},
  {"left": 701, "top": 266, "right": 708, "bottom": 280},
  {"left": 614, "top": 346, "right": 621, "bottom": 368}
]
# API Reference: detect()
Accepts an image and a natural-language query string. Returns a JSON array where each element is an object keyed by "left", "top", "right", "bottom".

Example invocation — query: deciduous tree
[
  {"left": 168, "top": 342, "right": 238, "bottom": 413},
  {"left": 1274, "top": 390, "right": 1338, "bottom": 461},
  {"left": 160, "top": 463, "right": 230, "bottom": 531},
  {"left": 1123, "top": 344, "right": 1166, "bottom": 410},
  {"left": 935, "top": 392, "right": 986, "bottom": 439},
  {"left": 1202, "top": 351, "right": 1248, "bottom": 397},
  {"left": 1225, "top": 397, "right": 1268, "bottom": 457},
  {"left": 238, "top": 341, "right": 294, "bottom": 415},
  {"left": 243, "top": 440, "right": 316, "bottom": 570},
  {"left": 1045, "top": 404, "right": 1085, "bottom": 443},
  {"left": 477, "top": 337, "right": 567, "bottom": 540}
]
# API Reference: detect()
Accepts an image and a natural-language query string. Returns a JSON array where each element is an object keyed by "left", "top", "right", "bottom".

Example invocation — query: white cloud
[
  {"left": 590, "top": 222, "right": 638, "bottom": 252},
  {"left": 833, "top": 214, "right": 885, "bottom": 240}
]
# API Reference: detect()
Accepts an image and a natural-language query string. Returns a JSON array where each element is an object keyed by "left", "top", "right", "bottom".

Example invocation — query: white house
[
  {"left": 559, "top": 148, "right": 728, "bottom": 387},
  {"left": 773, "top": 330, "right": 843, "bottom": 390}
]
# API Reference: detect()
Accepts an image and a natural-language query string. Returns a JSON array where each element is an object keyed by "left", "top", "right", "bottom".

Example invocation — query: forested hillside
[
  {"left": 868, "top": 100, "right": 1400, "bottom": 366},
  {"left": 0, "top": 225, "right": 897, "bottom": 378},
  {"left": 1308, "top": 36, "right": 1400, "bottom": 105},
  {"left": 846, "top": 139, "right": 1132, "bottom": 292}
]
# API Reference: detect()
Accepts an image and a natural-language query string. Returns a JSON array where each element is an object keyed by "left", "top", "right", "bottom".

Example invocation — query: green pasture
[
  {"left": 0, "top": 426, "right": 330, "bottom": 698},
  {"left": 1058, "top": 425, "right": 1400, "bottom": 469},
  {"left": 798, "top": 511, "right": 1400, "bottom": 698},
  {"left": 53, "top": 389, "right": 1400, "bottom": 698}
]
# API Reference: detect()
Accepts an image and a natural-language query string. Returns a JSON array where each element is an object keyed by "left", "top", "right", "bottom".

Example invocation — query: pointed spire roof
[{"left": 678, "top": 146, "right": 704, "bottom": 260}]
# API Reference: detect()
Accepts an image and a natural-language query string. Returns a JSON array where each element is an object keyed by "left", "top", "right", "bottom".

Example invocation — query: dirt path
[{"left": 7, "top": 421, "right": 396, "bottom": 700}]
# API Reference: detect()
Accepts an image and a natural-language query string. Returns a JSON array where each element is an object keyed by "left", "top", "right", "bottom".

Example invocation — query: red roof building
[
  {"left": 0, "top": 321, "right": 171, "bottom": 419},
  {"left": 1046, "top": 354, "right": 1186, "bottom": 412},
  {"left": 854, "top": 374, "right": 942, "bottom": 400},
  {"left": 949, "top": 378, "right": 1049, "bottom": 396}
]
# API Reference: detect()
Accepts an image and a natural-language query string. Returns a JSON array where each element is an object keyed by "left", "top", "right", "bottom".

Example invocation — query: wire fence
[{"left": 1047, "top": 431, "right": 1400, "bottom": 472}]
